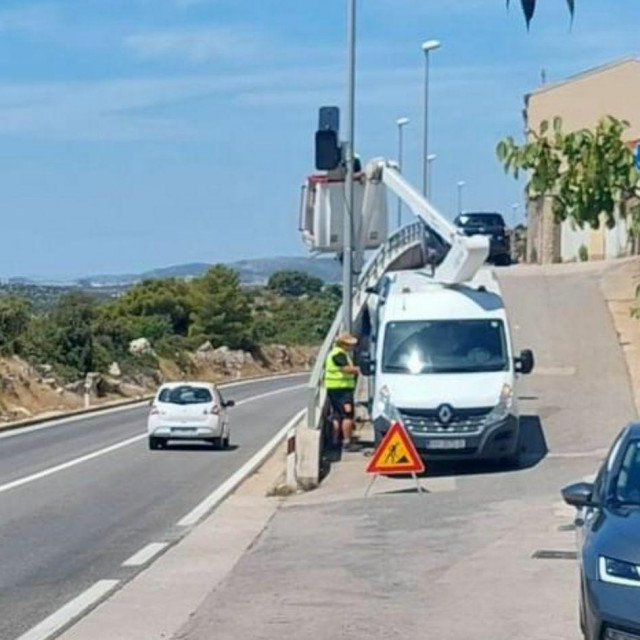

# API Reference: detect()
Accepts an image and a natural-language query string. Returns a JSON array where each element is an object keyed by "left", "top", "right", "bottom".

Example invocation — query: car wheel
[
  {"left": 149, "top": 437, "right": 162, "bottom": 451},
  {"left": 223, "top": 436, "right": 230, "bottom": 449},
  {"left": 208, "top": 437, "right": 223, "bottom": 449}
]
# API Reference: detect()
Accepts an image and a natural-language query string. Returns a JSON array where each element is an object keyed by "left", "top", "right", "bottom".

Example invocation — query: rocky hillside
[{"left": 0, "top": 343, "right": 315, "bottom": 426}]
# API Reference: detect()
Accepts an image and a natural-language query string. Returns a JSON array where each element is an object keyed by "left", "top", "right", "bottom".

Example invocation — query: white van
[{"left": 367, "top": 268, "right": 533, "bottom": 465}]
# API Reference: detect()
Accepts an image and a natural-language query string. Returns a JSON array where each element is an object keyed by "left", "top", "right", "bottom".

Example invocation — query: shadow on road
[
  {"left": 155, "top": 443, "right": 240, "bottom": 453},
  {"left": 422, "top": 414, "right": 548, "bottom": 478}
]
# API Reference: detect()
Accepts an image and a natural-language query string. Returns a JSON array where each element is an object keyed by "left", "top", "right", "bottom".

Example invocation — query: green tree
[
  {"left": 497, "top": 116, "right": 640, "bottom": 232},
  {"left": 189, "top": 266, "right": 253, "bottom": 349},
  {"left": 267, "top": 270, "right": 324, "bottom": 298},
  {"left": 114, "top": 278, "right": 193, "bottom": 335},
  {"left": 0, "top": 296, "right": 31, "bottom": 354},
  {"left": 22, "top": 293, "right": 97, "bottom": 379}
]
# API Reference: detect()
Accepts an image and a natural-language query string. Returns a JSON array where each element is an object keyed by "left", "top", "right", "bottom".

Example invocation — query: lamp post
[
  {"left": 396, "top": 117, "right": 410, "bottom": 228},
  {"left": 422, "top": 39, "right": 441, "bottom": 198},
  {"left": 511, "top": 203, "right": 520, "bottom": 228},
  {"left": 342, "top": 0, "right": 357, "bottom": 332},
  {"left": 457, "top": 180, "right": 466, "bottom": 215},
  {"left": 427, "top": 153, "right": 437, "bottom": 200}
]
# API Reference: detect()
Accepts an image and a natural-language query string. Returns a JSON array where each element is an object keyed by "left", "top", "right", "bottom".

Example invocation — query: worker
[{"left": 324, "top": 332, "right": 361, "bottom": 450}]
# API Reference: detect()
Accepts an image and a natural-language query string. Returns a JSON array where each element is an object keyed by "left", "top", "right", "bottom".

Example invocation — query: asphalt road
[
  {"left": 177, "top": 265, "right": 639, "bottom": 640},
  {"left": 0, "top": 373, "right": 308, "bottom": 640}
]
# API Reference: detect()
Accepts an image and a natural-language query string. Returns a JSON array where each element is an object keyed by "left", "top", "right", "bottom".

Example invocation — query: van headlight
[{"left": 484, "top": 384, "right": 513, "bottom": 425}]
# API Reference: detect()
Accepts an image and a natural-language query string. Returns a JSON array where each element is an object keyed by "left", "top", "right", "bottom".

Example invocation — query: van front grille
[{"left": 399, "top": 407, "right": 492, "bottom": 435}]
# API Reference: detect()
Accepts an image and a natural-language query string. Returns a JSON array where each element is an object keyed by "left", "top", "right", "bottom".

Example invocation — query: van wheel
[
  {"left": 149, "top": 437, "right": 163, "bottom": 450},
  {"left": 223, "top": 436, "right": 230, "bottom": 449},
  {"left": 209, "top": 437, "right": 223, "bottom": 449}
]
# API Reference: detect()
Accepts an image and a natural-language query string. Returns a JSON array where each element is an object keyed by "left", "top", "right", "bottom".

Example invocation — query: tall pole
[
  {"left": 457, "top": 180, "right": 466, "bottom": 215},
  {"left": 343, "top": 0, "right": 356, "bottom": 333},
  {"left": 427, "top": 153, "right": 437, "bottom": 201},
  {"left": 422, "top": 40, "right": 441, "bottom": 198},
  {"left": 396, "top": 117, "right": 410, "bottom": 228}
]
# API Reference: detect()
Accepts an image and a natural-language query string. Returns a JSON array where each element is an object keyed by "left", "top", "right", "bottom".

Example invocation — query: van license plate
[{"left": 426, "top": 439, "right": 466, "bottom": 450}]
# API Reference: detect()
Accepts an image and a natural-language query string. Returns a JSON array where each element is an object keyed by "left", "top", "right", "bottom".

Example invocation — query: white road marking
[
  {"left": 15, "top": 580, "right": 119, "bottom": 640},
  {"left": 532, "top": 366, "right": 576, "bottom": 376},
  {"left": 0, "top": 372, "right": 308, "bottom": 442},
  {"left": 122, "top": 542, "right": 168, "bottom": 567},
  {"left": 0, "top": 434, "right": 146, "bottom": 496},
  {"left": 234, "top": 384, "right": 306, "bottom": 407},
  {"left": 0, "top": 383, "right": 307, "bottom": 497},
  {"left": 177, "top": 409, "right": 306, "bottom": 527}
]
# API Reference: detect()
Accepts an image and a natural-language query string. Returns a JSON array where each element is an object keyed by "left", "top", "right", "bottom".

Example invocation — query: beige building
[{"left": 524, "top": 57, "right": 640, "bottom": 263}]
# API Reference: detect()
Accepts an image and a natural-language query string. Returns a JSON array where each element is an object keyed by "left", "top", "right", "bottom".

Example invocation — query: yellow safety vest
[{"left": 324, "top": 346, "right": 356, "bottom": 390}]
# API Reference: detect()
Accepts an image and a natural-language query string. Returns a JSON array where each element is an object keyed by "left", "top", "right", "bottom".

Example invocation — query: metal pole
[
  {"left": 396, "top": 119, "right": 410, "bottom": 228},
  {"left": 457, "top": 181, "right": 465, "bottom": 215},
  {"left": 343, "top": 0, "right": 356, "bottom": 333},
  {"left": 397, "top": 122, "right": 403, "bottom": 228},
  {"left": 422, "top": 50, "right": 430, "bottom": 197}
]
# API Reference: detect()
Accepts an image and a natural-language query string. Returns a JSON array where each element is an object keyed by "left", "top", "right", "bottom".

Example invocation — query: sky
[{"left": 1, "top": 0, "right": 640, "bottom": 279}]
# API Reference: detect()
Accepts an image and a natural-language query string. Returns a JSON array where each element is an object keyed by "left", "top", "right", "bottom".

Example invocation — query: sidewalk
[{"left": 173, "top": 444, "right": 582, "bottom": 640}]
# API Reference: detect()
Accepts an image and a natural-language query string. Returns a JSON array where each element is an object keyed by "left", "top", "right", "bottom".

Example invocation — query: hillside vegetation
[{"left": 0, "top": 267, "right": 339, "bottom": 421}]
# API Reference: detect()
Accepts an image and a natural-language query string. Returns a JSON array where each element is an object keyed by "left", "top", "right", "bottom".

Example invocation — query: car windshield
[
  {"left": 158, "top": 385, "right": 213, "bottom": 405},
  {"left": 457, "top": 214, "right": 505, "bottom": 227},
  {"left": 614, "top": 440, "right": 640, "bottom": 505},
  {"left": 382, "top": 319, "right": 509, "bottom": 374}
]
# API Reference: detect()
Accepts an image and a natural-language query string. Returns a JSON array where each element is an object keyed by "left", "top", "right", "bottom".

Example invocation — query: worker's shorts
[{"left": 327, "top": 389, "right": 355, "bottom": 420}]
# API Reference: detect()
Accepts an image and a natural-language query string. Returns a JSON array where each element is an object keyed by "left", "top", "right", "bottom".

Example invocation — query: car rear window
[
  {"left": 158, "top": 385, "right": 213, "bottom": 405},
  {"left": 457, "top": 213, "right": 505, "bottom": 227}
]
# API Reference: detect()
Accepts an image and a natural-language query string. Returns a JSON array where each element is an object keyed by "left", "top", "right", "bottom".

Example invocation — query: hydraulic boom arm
[{"left": 363, "top": 159, "right": 489, "bottom": 285}]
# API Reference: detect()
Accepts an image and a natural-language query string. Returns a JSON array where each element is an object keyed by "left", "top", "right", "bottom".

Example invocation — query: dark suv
[{"left": 454, "top": 212, "right": 511, "bottom": 266}]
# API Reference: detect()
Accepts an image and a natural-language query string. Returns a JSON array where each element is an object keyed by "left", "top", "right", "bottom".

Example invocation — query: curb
[{"left": 0, "top": 370, "right": 310, "bottom": 437}]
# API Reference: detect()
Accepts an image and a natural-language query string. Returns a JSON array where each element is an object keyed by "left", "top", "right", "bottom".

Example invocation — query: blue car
[{"left": 562, "top": 422, "right": 640, "bottom": 640}]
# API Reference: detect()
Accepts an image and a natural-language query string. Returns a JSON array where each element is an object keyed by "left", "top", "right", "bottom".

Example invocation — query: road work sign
[{"left": 366, "top": 421, "right": 425, "bottom": 475}]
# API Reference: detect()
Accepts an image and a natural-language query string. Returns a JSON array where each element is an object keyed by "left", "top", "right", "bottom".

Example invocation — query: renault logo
[{"left": 437, "top": 404, "right": 454, "bottom": 425}]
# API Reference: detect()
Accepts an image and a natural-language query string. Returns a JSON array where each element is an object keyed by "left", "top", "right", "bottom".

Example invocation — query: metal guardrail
[{"left": 306, "top": 221, "right": 425, "bottom": 429}]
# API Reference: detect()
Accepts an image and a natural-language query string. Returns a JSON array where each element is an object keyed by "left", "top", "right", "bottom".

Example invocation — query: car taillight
[{"left": 204, "top": 405, "right": 220, "bottom": 415}]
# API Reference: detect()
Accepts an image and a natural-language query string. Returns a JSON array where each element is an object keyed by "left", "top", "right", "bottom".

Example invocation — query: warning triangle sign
[{"left": 366, "top": 421, "right": 425, "bottom": 475}]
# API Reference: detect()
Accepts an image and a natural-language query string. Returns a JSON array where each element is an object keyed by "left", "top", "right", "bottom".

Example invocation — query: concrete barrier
[{"left": 295, "top": 420, "right": 322, "bottom": 490}]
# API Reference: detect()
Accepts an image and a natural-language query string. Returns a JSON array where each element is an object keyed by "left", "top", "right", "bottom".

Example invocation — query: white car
[{"left": 147, "top": 382, "right": 235, "bottom": 450}]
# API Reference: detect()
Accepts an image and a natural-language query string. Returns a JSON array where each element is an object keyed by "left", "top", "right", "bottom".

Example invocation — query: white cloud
[
  {"left": 0, "top": 4, "right": 58, "bottom": 34},
  {"left": 124, "top": 27, "right": 266, "bottom": 63}
]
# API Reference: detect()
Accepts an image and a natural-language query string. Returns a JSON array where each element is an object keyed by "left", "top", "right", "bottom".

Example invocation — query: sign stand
[{"left": 365, "top": 421, "right": 426, "bottom": 497}]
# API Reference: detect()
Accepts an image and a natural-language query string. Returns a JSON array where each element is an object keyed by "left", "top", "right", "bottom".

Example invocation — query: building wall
[{"left": 525, "top": 59, "right": 640, "bottom": 263}]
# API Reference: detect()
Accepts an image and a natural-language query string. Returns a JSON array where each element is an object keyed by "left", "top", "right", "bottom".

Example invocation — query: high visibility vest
[{"left": 324, "top": 346, "right": 356, "bottom": 390}]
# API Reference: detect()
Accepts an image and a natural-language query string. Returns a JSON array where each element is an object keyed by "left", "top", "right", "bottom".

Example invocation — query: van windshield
[{"left": 382, "top": 319, "right": 509, "bottom": 374}]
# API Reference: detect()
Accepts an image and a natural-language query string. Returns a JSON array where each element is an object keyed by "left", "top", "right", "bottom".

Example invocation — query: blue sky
[{"left": 1, "top": 0, "right": 640, "bottom": 278}]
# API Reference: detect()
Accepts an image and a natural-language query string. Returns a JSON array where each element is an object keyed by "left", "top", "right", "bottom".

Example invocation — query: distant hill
[{"left": 4, "top": 256, "right": 343, "bottom": 288}]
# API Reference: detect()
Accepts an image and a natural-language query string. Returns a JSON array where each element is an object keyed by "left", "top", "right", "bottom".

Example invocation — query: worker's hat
[{"left": 336, "top": 332, "right": 358, "bottom": 347}]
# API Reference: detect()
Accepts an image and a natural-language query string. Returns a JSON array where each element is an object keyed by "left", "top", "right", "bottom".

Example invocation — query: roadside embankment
[{"left": 0, "top": 344, "right": 316, "bottom": 430}]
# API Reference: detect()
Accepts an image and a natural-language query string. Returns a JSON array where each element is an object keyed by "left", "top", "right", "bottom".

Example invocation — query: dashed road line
[
  {"left": 15, "top": 580, "right": 120, "bottom": 640},
  {"left": 0, "top": 435, "right": 146, "bottom": 496},
  {"left": 0, "top": 383, "right": 306, "bottom": 497},
  {"left": 122, "top": 542, "right": 168, "bottom": 567}
]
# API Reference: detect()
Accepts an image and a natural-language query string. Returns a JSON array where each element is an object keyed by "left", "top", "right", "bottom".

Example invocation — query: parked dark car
[
  {"left": 454, "top": 212, "right": 511, "bottom": 266},
  {"left": 562, "top": 422, "right": 640, "bottom": 640}
]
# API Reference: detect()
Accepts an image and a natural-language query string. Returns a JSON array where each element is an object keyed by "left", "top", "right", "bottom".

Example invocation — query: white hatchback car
[{"left": 147, "top": 382, "right": 235, "bottom": 450}]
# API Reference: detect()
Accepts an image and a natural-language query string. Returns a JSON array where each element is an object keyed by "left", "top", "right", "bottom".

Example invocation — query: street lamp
[
  {"left": 457, "top": 180, "right": 466, "bottom": 215},
  {"left": 427, "top": 153, "right": 437, "bottom": 200},
  {"left": 342, "top": 0, "right": 357, "bottom": 332},
  {"left": 422, "top": 39, "right": 441, "bottom": 198},
  {"left": 511, "top": 203, "right": 520, "bottom": 228},
  {"left": 396, "top": 117, "right": 410, "bottom": 228}
]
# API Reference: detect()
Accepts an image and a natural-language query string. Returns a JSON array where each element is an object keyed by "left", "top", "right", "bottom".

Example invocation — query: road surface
[
  {"left": 176, "top": 265, "right": 638, "bottom": 640},
  {"left": 0, "top": 373, "right": 307, "bottom": 640}
]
